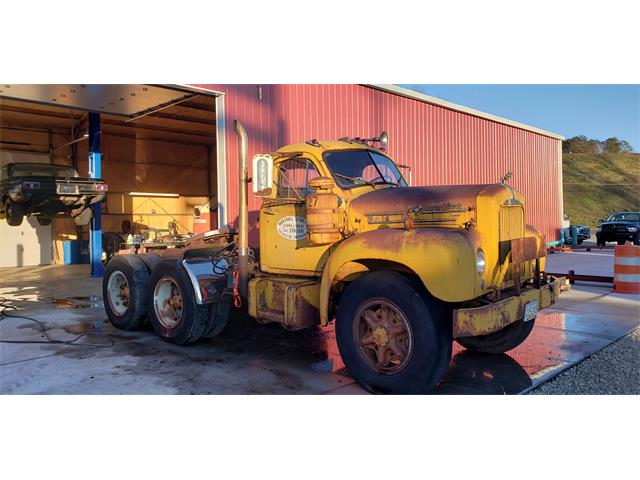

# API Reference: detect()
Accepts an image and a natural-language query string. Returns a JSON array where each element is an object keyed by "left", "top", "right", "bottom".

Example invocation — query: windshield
[
  {"left": 11, "top": 164, "right": 79, "bottom": 178},
  {"left": 323, "top": 150, "right": 407, "bottom": 189},
  {"left": 605, "top": 212, "right": 640, "bottom": 222}
]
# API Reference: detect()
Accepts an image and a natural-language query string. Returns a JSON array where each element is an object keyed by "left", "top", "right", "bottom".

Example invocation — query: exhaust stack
[{"left": 235, "top": 120, "right": 249, "bottom": 298}]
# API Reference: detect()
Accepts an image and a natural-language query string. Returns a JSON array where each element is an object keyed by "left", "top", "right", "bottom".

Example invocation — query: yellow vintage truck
[{"left": 102, "top": 121, "right": 563, "bottom": 394}]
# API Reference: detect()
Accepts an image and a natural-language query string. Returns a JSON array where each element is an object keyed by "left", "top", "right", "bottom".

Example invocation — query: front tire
[
  {"left": 456, "top": 317, "right": 536, "bottom": 354},
  {"left": 147, "top": 259, "right": 210, "bottom": 345},
  {"left": 596, "top": 238, "right": 605, "bottom": 247},
  {"left": 335, "top": 271, "right": 451, "bottom": 394},
  {"left": 5, "top": 199, "right": 25, "bottom": 226}
]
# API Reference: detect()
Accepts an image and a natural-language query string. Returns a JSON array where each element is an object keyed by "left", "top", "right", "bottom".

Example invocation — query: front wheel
[
  {"left": 456, "top": 317, "right": 535, "bottom": 354},
  {"left": 596, "top": 238, "right": 605, "bottom": 247},
  {"left": 335, "top": 271, "right": 451, "bottom": 394},
  {"left": 5, "top": 199, "right": 25, "bottom": 226}
]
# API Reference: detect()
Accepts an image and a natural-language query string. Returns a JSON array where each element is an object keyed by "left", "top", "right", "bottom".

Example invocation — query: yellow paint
[{"left": 252, "top": 139, "right": 552, "bottom": 333}]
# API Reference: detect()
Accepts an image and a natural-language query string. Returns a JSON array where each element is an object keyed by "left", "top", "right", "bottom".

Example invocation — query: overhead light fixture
[{"left": 129, "top": 192, "right": 179, "bottom": 198}]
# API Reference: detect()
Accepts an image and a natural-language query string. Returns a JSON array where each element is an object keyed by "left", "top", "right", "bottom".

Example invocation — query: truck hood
[
  {"left": 348, "top": 184, "right": 494, "bottom": 228},
  {"left": 600, "top": 221, "right": 639, "bottom": 227}
]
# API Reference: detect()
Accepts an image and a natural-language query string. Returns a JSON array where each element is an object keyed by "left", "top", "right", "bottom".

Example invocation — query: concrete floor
[{"left": 1, "top": 251, "right": 638, "bottom": 394}]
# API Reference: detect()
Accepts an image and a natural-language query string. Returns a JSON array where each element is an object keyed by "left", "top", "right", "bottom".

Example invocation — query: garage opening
[{"left": 0, "top": 85, "right": 223, "bottom": 269}]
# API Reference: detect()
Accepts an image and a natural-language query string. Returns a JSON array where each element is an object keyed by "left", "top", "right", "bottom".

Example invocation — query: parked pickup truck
[
  {"left": 0, "top": 162, "right": 108, "bottom": 226},
  {"left": 596, "top": 212, "right": 640, "bottom": 246}
]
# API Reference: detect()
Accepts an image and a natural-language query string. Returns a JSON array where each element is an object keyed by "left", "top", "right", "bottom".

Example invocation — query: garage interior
[{"left": 0, "top": 85, "right": 220, "bottom": 269}]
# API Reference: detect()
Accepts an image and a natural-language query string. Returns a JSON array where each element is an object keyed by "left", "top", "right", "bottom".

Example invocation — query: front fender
[{"left": 319, "top": 228, "right": 480, "bottom": 324}]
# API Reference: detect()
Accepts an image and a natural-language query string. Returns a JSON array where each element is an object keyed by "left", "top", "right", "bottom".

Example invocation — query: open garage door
[{"left": 0, "top": 84, "right": 224, "bottom": 270}]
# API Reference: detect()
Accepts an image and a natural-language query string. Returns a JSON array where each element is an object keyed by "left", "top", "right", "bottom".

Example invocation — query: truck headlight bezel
[{"left": 476, "top": 249, "right": 486, "bottom": 275}]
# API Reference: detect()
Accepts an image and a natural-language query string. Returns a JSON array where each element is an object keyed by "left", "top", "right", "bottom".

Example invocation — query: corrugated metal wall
[{"left": 195, "top": 84, "right": 562, "bottom": 243}]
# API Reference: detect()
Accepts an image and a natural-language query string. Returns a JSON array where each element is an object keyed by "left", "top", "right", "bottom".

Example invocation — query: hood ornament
[{"left": 500, "top": 170, "right": 512, "bottom": 184}]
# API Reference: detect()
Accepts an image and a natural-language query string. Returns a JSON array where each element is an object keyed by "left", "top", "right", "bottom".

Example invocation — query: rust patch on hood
[{"left": 349, "top": 185, "right": 489, "bottom": 230}]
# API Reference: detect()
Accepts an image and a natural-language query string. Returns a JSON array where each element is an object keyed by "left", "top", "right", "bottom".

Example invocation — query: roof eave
[{"left": 366, "top": 84, "right": 565, "bottom": 141}]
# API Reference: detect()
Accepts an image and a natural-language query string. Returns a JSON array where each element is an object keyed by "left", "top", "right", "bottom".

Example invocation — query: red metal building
[{"left": 192, "top": 84, "right": 564, "bottom": 244}]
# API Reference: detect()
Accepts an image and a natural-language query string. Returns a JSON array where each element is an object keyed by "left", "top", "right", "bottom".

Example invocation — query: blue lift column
[{"left": 88, "top": 113, "right": 104, "bottom": 277}]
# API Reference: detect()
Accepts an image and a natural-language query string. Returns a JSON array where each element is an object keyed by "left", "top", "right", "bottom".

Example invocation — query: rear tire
[
  {"left": 456, "top": 317, "right": 536, "bottom": 354},
  {"left": 5, "top": 199, "right": 24, "bottom": 226},
  {"left": 136, "top": 252, "right": 162, "bottom": 272},
  {"left": 103, "top": 255, "right": 151, "bottom": 330},
  {"left": 36, "top": 216, "right": 52, "bottom": 226},
  {"left": 147, "top": 259, "right": 210, "bottom": 345},
  {"left": 335, "top": 271, "right": 451, "bottom": 394}
]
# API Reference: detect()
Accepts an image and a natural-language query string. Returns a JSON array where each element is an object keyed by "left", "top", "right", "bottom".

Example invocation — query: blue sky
[{"left": 400, "top": 85, "right": 639, "bottom": 151}]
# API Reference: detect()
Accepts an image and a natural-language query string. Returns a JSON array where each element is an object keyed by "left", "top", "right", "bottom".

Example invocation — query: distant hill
[{"left": 563, "top": 152, "right": 640, "bottom": 227}]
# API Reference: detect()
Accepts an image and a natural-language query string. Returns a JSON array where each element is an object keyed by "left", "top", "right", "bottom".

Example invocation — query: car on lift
[
  {"left": 0, "top": 162, "right": 108, "bottom": 226},
  {"left": 596, "top": 211, "right": 640, "bottom": 246}
]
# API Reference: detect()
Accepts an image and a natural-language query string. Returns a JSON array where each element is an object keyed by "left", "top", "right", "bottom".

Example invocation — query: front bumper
[
  {"left": 596, "top": 232, "right": 637, "bottom": 242},
  {"left": 452, "top": 278, "right": 564, "bottom": 338}
]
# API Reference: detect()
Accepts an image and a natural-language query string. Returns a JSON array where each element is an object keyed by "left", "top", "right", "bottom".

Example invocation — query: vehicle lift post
[{"left": 88, "top": 112, "right": 104, "bottom": 277}]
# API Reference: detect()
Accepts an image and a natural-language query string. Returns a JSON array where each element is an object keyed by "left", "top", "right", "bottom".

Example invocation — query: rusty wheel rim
[
  {"left": 106, "top": 270, "right": 129, "bottom": 317},
  {"left": 153, "top": 276, "right": 183, "bottom": 329},
  {"left": 354, "top": 299, "right": 413, "bottom": 374}
]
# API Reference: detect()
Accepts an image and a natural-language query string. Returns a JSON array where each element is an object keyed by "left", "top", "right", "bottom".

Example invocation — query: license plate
[
  {"left": 524, "top": 301, "right": 538, "bottom": 322},
  {"left": 58, "top": 184, "right": 79, "bottom": 194}
]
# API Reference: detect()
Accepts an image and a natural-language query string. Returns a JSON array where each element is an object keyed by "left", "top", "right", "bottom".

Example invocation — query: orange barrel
[{"left": 613, "top": 244, "right": 640, "bottom": 294}]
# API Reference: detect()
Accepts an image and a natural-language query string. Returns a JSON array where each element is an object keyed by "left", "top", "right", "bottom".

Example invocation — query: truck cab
[{"left": 102, "top": 122, "right": 564, "bottom": 394}]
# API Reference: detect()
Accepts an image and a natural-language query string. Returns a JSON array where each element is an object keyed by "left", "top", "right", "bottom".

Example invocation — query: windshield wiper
[{"left": 333, "top": 172, "right": 375, "bottom": 188}]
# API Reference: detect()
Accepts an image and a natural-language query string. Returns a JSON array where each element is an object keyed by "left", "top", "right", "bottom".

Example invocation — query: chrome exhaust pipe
[{"left": 234, "top": 120, "right": 249, "bottom": 298}]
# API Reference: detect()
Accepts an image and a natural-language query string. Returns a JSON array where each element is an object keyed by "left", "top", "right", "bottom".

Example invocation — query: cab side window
[{"left": 276, "top": 158, "right": 319, "bottom": 199}]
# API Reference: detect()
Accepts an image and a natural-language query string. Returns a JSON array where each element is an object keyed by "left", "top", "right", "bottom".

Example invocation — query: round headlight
[{"left": 476, "top": 249, "right": 486, "bottom": 275}]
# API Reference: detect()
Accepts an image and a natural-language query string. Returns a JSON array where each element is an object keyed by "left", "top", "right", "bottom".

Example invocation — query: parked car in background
[
  {"left": 0, "top": 162, "right": 108, "bottom": 226},
  {"left": 596, "top": 212, "right": 640, "bottom": 246},
  {"left": 564, "top": 224, "right": 591, "bottom": 245}
]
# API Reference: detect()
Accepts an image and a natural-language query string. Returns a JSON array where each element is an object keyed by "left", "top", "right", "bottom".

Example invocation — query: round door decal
[{"left": 276, "top": 215, "right": 307, "bottom": 241}]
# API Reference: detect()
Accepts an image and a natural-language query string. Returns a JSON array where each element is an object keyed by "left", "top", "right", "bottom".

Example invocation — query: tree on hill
[
  {"left": 603, "top": 137, "right": 633, "bottom": 153},
  {"left": 563, "top": 135, "right": 634, "bottom": 154}
]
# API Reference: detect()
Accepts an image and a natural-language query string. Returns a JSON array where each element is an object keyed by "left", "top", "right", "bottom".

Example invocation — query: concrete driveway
[{"left": 1, "top": 253, "right": 638, "bottom": 394}]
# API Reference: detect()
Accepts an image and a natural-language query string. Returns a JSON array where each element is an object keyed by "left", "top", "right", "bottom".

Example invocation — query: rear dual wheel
[
  {"left": 335, "top": 271, "right": 452, "bottom": 394},
  {"left": 103, "top": 255, "right": 150, "bottom": 331},
  {"left": 104, "top": 256, "right": 229, "bottom": 343},
  {"left": 148, "top": 259, "right": 230, "bottom": 345}
]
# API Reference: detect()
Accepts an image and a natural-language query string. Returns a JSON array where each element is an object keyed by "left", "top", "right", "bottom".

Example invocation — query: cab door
[{"left": 259, "top": 156, "right": 331, "bottom": 276}]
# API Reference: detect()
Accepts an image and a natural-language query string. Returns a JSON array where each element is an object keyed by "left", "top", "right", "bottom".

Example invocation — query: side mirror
[{"left": 252, "top": 154, "right": 273, "bottom": 196}]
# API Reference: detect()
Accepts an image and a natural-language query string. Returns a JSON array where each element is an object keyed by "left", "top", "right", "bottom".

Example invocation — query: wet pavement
[{"left": 1, "top": 260, "right": 638, "bottom": 394}]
